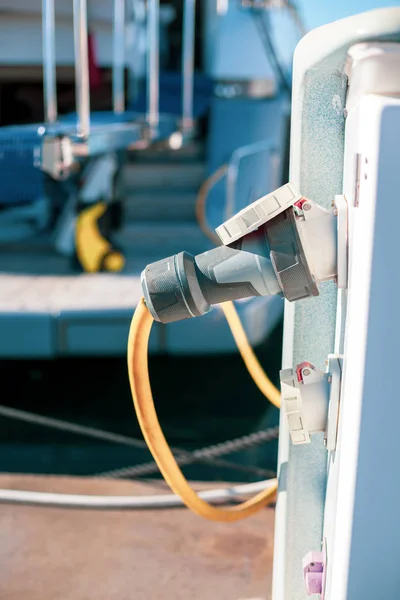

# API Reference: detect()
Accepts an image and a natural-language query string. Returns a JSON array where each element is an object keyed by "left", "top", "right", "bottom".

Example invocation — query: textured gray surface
[
  {"left": 283, "top": 71, "right": 345, "bottom": 600},
  {"left": 274, "top": 69, "right": 346, "bottom": 600}
]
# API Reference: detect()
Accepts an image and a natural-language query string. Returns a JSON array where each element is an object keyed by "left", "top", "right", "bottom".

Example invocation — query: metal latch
[
  {"left": 303, "top": 551, "right": 325, "bottom": 597},
  {"left": 280, "top": 355, "right": 343, "bottom": 449},
  {"left": 41, "top": 136, "right": 75, "bottom": 180}
]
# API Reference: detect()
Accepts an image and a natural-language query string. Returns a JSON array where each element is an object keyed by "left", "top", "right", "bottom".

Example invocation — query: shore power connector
[
  {"left": 128, "top": 182, "right": 344, "bottom": 523},
  {"left": 141, "top": 183, "right": 338, "bottom": 323},
  {"left": 280, "top": 356, "right": 343, "bottom": 450}
]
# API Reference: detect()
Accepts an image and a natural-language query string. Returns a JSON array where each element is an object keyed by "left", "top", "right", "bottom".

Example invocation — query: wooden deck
[{"left": 0, "top": 474, "right": 275, "bottom": 600}]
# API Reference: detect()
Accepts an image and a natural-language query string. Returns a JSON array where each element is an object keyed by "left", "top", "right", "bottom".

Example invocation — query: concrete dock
[{"left": 0, "top": 474, "right": 275, "bottom": 600}]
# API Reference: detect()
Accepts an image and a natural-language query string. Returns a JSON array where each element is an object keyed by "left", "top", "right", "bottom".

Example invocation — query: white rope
[{"left": 0, "top": 479, "right": 277, "bottom": 510}]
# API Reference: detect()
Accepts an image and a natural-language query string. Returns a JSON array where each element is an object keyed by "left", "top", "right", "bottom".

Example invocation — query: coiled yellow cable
[
  {"left": 127, "top": 299, "right": 278, "bottom": 522},
  {"left": 127, "top": 169, "right": 281, "bottom": 522}
]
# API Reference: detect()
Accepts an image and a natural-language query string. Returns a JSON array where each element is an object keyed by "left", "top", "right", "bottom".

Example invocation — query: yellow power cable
[
  {"left": 126, "top": 169, "right": 281, "bottom": 522},
  {"left": 220, "top": 302, "right": 281, "bottom": 409},
  {"left": 195, "top": 164, "right": 227, "bottom": 246},
  {"left": 127, "top": 298, "right": 278, "bottom": 522},
  {"left": 195, "top": 168, "right": 281, "bottom": 409}
]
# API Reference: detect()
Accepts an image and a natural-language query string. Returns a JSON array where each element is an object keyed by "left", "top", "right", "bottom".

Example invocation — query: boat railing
[
  {"left": 112, "top": 0, "right": 126, "bottom": 115},
  {"left": 39, "top": 0, "right": 198, "bottom": 180}
]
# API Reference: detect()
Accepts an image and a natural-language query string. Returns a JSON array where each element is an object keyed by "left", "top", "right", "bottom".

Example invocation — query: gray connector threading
[{"left": 141, "top": 252, "right": 209, "bottom": 323}]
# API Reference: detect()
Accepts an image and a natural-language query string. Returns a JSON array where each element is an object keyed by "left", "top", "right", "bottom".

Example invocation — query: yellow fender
[{"left": 75, "top": 202, "right": 125, "bottom": 273}]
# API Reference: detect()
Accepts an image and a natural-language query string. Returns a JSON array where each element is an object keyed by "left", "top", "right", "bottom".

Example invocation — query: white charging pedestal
[{"left": 272, "top": 9, "right": 400, "bottom": 600}]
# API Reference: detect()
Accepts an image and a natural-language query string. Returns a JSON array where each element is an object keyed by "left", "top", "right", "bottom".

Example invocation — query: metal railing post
[
  {"left": 113, "top": 0, "right": 126, "bottom": 114},
  {"left": 42, "top": 0, "right": 57, "bottom": 123},
  {"left": 73, "top": 0, "right": 90, "bottom": 138},
  {"left": 146, "top": 0, "right": 160, "bottom": 129},
  {"left": 181, "top": 0, "right": 196, "bottom": 132}
]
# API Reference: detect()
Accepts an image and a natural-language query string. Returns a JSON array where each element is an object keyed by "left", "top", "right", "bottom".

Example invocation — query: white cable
[{"left": 0, "top": 479, "right": 276, "bottom": 510}]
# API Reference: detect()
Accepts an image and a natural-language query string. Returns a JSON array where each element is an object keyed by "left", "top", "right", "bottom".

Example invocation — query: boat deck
[
  {"left": 0, "top": 474, "right": 275, "bottom": 600},
  {"left": 0, "top": 151, "right": 283, "bottom": 358},
  {"left": 0, "top": 222, "right": 283, "bottom": 359}
]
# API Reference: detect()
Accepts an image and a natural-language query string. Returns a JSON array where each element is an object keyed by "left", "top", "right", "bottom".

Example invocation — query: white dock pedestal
[{"left": 272, "top": 9, "right": 400, "bottom": 600}]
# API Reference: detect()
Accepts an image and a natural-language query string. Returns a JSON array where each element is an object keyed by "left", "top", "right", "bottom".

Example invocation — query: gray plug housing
[
  {"left": 141, "top": 229, "right": 281, "bottom": 323},
  {"left": 141, "top": 207, "right": 318, "bottom": 324}
]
